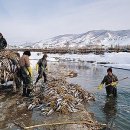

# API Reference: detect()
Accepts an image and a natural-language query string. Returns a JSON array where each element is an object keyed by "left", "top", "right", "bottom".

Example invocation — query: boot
[
  {"left": 22, "top": 87, "right": 27, "bottom": 97},
  {"left": 43, "top": 76, "right": 47, "bottom": 83},
  {"left": 35, "top": 76, "right": 41, "bottom": 85},
  {"left": 34, "top": 81, "right": 37, "bottom": 85},
  {"left": 26, "top": 89, "right": 32, "bottom": 97},
  {"left": 34, "top": 78, "right": 39, "bottom": 85}
]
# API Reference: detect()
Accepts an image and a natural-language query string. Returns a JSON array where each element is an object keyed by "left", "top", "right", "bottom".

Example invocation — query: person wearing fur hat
[
  {"left": 0, "top": 33, "right": 7, "bottom": 50},
  {"left": 19, "top": 51, "right": 32, "bottom": 97},
  {"left": 98, "top": 68, "right": 118, "bottom": 97}
]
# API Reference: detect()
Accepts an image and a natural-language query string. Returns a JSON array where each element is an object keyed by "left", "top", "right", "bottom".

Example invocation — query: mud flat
[{"left": 0, "top": 63, "right": 106, "bottom": 130}]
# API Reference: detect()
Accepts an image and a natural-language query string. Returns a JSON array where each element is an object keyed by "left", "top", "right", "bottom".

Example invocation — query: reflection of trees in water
[
  {"left": 103, "top": 97, "right": 117, "bottom": 129},
  {"left": 59, "top": 62, "right": 105, "bottom": 73},
  {"left": 77, "top": 64, "right": 90, "bottom": 70},
  {"left": 64, "top": 62, "right": 90, "bottom": 70}
]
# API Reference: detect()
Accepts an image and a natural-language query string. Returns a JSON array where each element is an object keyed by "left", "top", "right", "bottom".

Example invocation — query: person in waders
[
  {"left": 34, "top": 54, "right": 48, "bottom": 85},
  {"left": 98, "top": 68, "right": 118, "bottom": 97},
  {"left": 19, "top": 51, "right": 32, "bottom": 97}
]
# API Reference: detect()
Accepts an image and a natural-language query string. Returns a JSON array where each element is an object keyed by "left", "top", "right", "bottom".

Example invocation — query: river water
[
  {"left": 1, "top": 60, "right": 130, "bottom": 130},
  {"left": 64, "top": 61, "right": 130, "bottom": 130}
]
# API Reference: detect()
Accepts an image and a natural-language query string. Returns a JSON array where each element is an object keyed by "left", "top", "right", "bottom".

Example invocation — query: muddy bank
[{"left": 0, "top": 62, "right": 106, "bottom": 130}]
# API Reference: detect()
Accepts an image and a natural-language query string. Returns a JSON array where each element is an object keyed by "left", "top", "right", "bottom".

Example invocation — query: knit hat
[
  {"left": 107, "top": 68, "right": 112, "bottom": 73},
  {"left": 23, "top": 51, "right": 31, "bottom": 56}
]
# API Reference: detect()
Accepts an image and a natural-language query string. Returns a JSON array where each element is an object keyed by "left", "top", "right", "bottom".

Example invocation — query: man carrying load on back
[
  {"left": 19, "top": 51, "right": 32, "bottom": 97},
  {"left": 98, "top": 68, "right": 118, "bottom": 97},
  {"left": 34, "top": 54, "right": 48, "bottom": 85}
]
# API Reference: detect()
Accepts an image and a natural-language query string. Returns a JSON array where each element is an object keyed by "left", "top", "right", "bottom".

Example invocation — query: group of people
[
  {"left": 0, "top": 33, "right": 119, "bottom": 98},
  {"left": 19, "top": 50, "right": 118, "bottom": 97},
  {"left": 19, "top": 51, "right": 48, "bottom": 97}
]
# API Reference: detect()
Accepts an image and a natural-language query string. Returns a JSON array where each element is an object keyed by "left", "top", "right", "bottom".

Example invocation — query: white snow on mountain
[{"left": 13, "top": 30, "right": 130, "bottom": 49}]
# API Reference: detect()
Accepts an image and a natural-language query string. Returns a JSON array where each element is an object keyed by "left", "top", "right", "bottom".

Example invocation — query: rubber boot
[
  {"left": 44, "top": 77, "right": 47, "bottom": 83},
  {"left": 34, "top": 77, "right": 39, "bottom": 85},
  {"left": 22, "top": 87, "right": 27, "bottom": 97},
  {"left": 26, "top": 89, "right": 32, "bottom": 97},
  {"left": 34, "top": 81, "right": 37, "bottom": 85}
]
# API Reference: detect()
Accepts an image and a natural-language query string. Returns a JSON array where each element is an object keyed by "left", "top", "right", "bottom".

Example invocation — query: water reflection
[
  {"left": 66, "top": 62, "right": 90, "bottom": 70},
  {"left": 103, "top": 97, "right": 117, "bottom": 129}
]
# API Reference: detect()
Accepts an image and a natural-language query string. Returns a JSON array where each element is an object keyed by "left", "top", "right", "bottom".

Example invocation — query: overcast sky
[{"left": 0, "top": 0, "right": 130, "bottom": 45}]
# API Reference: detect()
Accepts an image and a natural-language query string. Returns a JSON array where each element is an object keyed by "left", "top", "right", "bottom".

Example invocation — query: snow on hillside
[{"left": 15, "top": 30, "right": 130, "bottom": 49}]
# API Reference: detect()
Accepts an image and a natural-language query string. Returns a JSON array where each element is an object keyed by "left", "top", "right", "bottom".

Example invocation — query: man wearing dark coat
[
  {"left": 98, "top": 68, "right": 118, "bottom": 97},
  {"left": 0, "top": 33, "right": 7, "bottom": 50},
  {"left": 35, "top": 54, "right": 48, "bottom": 85}
]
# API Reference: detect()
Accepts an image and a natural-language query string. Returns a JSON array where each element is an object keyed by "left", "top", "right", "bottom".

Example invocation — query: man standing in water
[
  {"left": 34, "top": 54, "right": 48, "bottom": 85},
  {"left": 98, "top": 68, "right": 118, "bottom": 97}
]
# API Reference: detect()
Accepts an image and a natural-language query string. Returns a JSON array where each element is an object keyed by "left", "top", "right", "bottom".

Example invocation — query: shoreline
[{"left": 0, "top": 62, "right": 106, "bottom": 130}]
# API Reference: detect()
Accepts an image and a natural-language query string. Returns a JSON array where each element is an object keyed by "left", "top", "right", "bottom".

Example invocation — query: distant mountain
[{"left": 12, "top": 30, "right": 130, "bottom": 49}]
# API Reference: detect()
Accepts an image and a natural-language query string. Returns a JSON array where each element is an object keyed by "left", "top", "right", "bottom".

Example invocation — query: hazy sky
[{"left": 0, "top": 0, "right": 130, "bottom": 44}]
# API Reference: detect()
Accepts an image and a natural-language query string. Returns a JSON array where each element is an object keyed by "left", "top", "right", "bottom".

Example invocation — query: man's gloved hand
[
  {"left": 111, "top": 82, "right": 118, "bottom": 87},
  {"left": 27, "top": 66, "right": 32, "bottom": 77},
  {"left": 36, "top": 64, "right": 38, "bottom": 72},
  {"left": 97, "top": 84, "right": 103, "bottom": 90}
]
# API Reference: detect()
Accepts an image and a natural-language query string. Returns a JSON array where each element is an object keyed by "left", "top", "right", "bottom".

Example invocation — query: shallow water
[
  {"left": 65, "top": 61, "right": 130, "bottom": 130},
  {"left": 1, "top": 61, "right": 130, "bottom": 130}
]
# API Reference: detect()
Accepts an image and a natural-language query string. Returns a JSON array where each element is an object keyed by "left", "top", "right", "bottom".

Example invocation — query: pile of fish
[
  {"left": 28, "top": 78, "right": 95, "bottom": 116},
  {"left": 0, "top": 50, "right": 20, "bottom": 61},
  {"left": 0, "top": 50, "right": 20, "bottom": 91},
  {"left": 26, "top": 64, "right": 106, "bottom": 130}
]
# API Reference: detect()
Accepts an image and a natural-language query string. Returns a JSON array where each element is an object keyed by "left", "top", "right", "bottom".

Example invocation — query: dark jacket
[
  {"left": 37, "top": 58, "right": 47, "bottom": 72},
  {"left": 101, "top": 74, "right": 118, "bottom": 86},
  {"left": 0, "top": 37, "right": 7, "bottom": 50}
]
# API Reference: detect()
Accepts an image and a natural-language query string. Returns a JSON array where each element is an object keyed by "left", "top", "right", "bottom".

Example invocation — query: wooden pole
[{"left": 20, "top": 121, "right": 106, "bottom": 129}]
